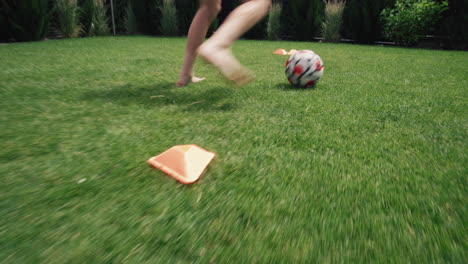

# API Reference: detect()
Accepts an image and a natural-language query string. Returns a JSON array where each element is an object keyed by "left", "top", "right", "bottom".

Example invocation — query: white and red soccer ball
[{"left": 285, "top": 50, "right": 324, "bottom": 88}]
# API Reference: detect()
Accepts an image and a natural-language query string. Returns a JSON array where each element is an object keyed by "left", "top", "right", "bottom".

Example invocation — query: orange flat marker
[
  {"left": 273, "top": 49, "right": 288, "bottom": 55},
  {"left": 287, "top": 49, "right": 297, "bottom": 55},
  {"left": 147, "top": 144, "right": 215, "bottom": 184}
]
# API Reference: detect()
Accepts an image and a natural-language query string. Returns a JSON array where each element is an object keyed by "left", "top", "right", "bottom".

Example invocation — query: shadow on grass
[
  {"left": 275, "top": 83, "right": 320, "bottom": 91},
  {"left": 81, "top": 82, "right": 236, "bottom": 112}
]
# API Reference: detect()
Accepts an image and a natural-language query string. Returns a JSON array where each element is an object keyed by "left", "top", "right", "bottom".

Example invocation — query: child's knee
[
  {"left": 200, "top": 1, "right": 221, "bottom": 20},
  {"left": 213, "top": 1, "right": 222, "bottom": 14}
]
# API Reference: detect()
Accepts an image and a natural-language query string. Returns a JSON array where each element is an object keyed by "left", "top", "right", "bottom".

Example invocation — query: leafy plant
[
  {"left": 78, "top": 0, "right": 95, "bottom": 36},
  {"left": 89, "top": 0, "right": 110, "bottom": 36},
  {"left": 1, "top": 0, "right": 53, "bottom": 41},
  {"left": 267, "top": 2, "right": 282, "bottom": 40},
  {"left": 56, "top": 0, "right": 82, "bottom": 38},
  {"left": 381, "top": 0, "right": 449, "bottom": 46},
  {"left": 321, "top": 0, "right": 346, "bottom": 42},
  {"left": 159, "top": 0, "right": 178, "bottom": 36}
]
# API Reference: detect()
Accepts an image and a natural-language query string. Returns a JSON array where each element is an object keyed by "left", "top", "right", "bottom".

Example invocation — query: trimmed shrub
[
  {"left": 381, "top": 0, "right": 448, "bottom": 46},
  {"left": 90, "top": 0, "right": 110, "bottom": 36},
  {"left": 267, "top": 2, "right": 282, "bottom": 40},
  {"left": 131, "top": 0, "right": 161, "bottom": 35},
  {"left": 343, "top": 0, "right": 394, "bottom": 43},
  {"left": 437, "top": 0, "right": 468, "bottom": 49},
  {"left": 56, "top": 0, "right": 82, "bottom": 38},
  {"left": 1, "top": 0, "right": 53, "bottom": 41},
  {"left": 285, "top": 0, "right": 325, "bottom": 41},
  {"left": 321, "top": 0, "right": 346, "bottom": 42},
  {"left": 159, "top": 0, "right": 178, "bottom": 36}
]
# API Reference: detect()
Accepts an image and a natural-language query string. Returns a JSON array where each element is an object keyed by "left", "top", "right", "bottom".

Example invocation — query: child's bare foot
[
  {"left": 230, "top": 67, "right": 255, "bottom": 86},
  {"left": 199, "top": 43, "right": 255, "bottom": 86},
  {"left": 176, "top": 76, "right": 205, "bottom": 87}
]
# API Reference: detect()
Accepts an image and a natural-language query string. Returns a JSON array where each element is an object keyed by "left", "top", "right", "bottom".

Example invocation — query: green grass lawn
[{"left": 1, "top": 36, "right": 467, "bottom": 263}]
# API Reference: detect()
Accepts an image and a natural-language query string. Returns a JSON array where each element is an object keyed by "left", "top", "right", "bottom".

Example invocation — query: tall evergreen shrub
[
  {"left": 132, "top": 0, "right": 161, "bottom": 35},
  {"left": 343, "top": 0, "right": 394, "bottom": 43},
  {"left": 0, "top": 4, "right": 10, "bottom": 41},
  {"left": 285, "top": 0, "right": 324, "bottom": 41},
  {"left": 125, "top": 1, "right": 138, "bottom": 34},
  {"left": 1, "top": 0, "right": 53, "bottom": 41}
]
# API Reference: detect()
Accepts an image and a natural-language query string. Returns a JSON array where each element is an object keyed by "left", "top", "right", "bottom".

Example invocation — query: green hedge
[
  {"left": 342, "top": 0, "right": 395, "bottom": 43},
  {"left": 283, "top": 0, "right": 325, "bottom": 41},
  {"left": 0, "top": 5, "right": 9, "bottom": 41},
  {"left": 436, "top": 0, "right": 468, "bottom": 49},
  {"left": 0, "top": 0, "right": 466, "bottom": 49},
  {"left": 381, "top": 0, "right": 448, "bottom": 46},
  {"left": 131, "top": 0, "right": 160, "bottom": 35},
  {"left": 1, "top": 0, "right": 52, "bottom": 41}
]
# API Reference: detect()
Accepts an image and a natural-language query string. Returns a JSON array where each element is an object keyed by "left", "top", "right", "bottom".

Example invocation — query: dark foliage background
[{"left": 0, "top": 0, "right": 465, "bottom": 49}]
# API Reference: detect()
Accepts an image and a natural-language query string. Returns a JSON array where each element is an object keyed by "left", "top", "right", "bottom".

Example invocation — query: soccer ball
[{"left": 285, "top": 50, "right": 324, "bottom": 88}]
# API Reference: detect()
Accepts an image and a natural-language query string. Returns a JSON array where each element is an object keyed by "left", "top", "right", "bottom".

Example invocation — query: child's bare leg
[
  {"left": 199, "top": 0, "right": 271, "bottom": 85},
  {"left": 176, "top": 0, "right": 221, "bottom": 87}
]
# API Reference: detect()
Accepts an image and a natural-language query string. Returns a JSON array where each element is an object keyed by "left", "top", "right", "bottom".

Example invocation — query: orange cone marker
[
  {"left": 147, "top": 145, "right": 215, "bottom": 184},
  {"left": 287, "top": 49, "right": 297, "bottom": 55},
  {"left": 274, "top": 49, "right": 298, "bottom": 56},
  {"left": 273, "top": 49, "right": 288, "bottom": 55}
]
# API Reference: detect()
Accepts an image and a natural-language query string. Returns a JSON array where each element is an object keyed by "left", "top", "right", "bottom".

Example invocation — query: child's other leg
[
  {"left": 199, "top": 0, "right": 271, "bottom": 85},
  {"left": 176, "top": 0, "right": 221, "bottom": 87}
]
